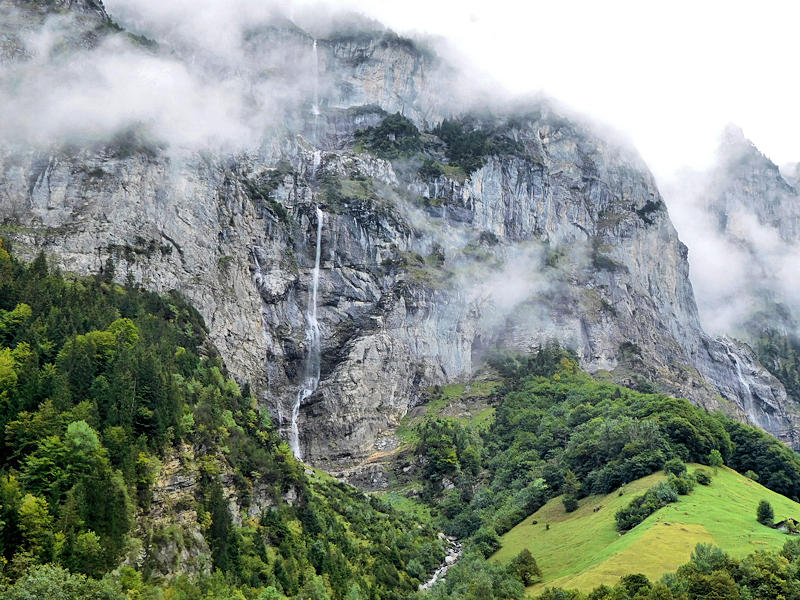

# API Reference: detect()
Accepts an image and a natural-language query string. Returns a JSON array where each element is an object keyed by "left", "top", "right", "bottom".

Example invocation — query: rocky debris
[{"left": 420, "top": 535, "right": 462, "bottom": 591}]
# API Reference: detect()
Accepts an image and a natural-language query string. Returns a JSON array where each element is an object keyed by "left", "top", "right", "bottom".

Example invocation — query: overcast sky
[{"left": 297, "top": 0, "right": 799, "bottom": 180}]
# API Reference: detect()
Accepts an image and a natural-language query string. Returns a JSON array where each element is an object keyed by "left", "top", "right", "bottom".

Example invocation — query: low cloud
[{"left": 664, "top": 146, "right": 800, "bottom": 336}]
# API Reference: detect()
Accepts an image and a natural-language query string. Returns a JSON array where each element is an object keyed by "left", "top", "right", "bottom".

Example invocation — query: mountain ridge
[{"left": 0, "top": 0, "right": 797, "bottom": 471}]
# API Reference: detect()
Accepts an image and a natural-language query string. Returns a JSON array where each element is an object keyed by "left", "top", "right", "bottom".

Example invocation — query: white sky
[{"left": 300, "top": 0, "right": 800, "bottom": 180}]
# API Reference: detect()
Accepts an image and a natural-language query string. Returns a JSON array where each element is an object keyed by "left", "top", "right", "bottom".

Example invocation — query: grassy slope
[{"left": 492, "top": 466, "right": 800, "bottom": 593}]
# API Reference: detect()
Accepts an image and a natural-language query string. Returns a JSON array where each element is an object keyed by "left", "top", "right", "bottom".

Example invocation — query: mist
[
  {"left": 331, "top": 0, "right": 800, "bottom": 180},
  {"left": 664, "top": 132, "right": 800, "bottom": 337},
  {"left": 0, "top": 2, "right": 391, "bottom": 154}
]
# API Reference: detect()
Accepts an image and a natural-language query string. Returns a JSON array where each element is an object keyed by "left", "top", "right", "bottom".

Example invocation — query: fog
[
  {"left": 664, "top": 131, "right": 800, "bottom": 336},
  {"left": 327, "top": 0, "right": 800, "bottom": 181},
  {"left": 3, "top": 0, "right": 797, "bottom": 341}
]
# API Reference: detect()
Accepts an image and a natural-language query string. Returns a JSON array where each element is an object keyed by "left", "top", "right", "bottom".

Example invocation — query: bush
[
  {"left": 354, "top": 113, "right": 422, "bottom": 158},
  {"left": 562, "top": 495, "right": 579, "bottom": 513},
  {"left": 472, "top": 526, "right": 502, "bottom": 558},
  {"left": 745, "top": 469, "right": 759, "bottom": 482},
  {"left": 668, "top": 474, "right": 696, "bottom": 495},
  {"left": 757, "top": 500, "right": 774, "bottom": 526},
  {"left": 695, "top": 469, "right": 712, "bottom": 485},
  {"left": 664, "top": 458, "right": 687, "bottom": 477},
  {"left": 709, "top": 449, "right": 724, "bottom": 471},
  {"left": 2, "top": 564, "right": 124, "bottom": 600},
  {"left": 615, "top": 482, "right": 678, "bottom": 531}
]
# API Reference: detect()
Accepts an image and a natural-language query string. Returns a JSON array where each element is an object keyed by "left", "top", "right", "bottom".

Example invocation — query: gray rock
[{"left": 1, "top": 6, "right": 798, "bottom": 477}]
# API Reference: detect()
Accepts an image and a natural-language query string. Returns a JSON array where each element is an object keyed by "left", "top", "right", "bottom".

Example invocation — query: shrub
[
  {"left": 745, "top": 470, "right": 759, "bottom": 481},
  {"left": 709, "top": 449, "right": 724, "bottom": 471},
  {"left": 615, "top": 482, "right": 678, "bottom": 531},
  {"left": 669, "top": 474, "right": 696, "bottom": 495},
  {"left": 562, "top": 495, "right": 579, "bottom": 513},
  {"left": 507, "top": 548, "right": 542, "bottom": 585},
  {"left": 354, "top": 113, "right": 421, "bottom": 158},
  {"left": 757, "top": 500, "right": 774, "bottom": 526},
  {"left": 664, "top": 457, "right": 687, "bottom": 477},
  {"left": 695, "top": 469, "right": 712, "bottom": 485},
  {"left": 472, "top": 526, "right": 501, "bottom": 558}
]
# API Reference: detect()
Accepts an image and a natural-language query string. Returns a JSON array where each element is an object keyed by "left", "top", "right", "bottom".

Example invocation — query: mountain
[
  {"left": 710, "top": 125, "right": 800, "bottom": 244},
  {"left": 665, "top": 126, "right": 800, "bottom": 421},
  {"left": 0, "top": 1, "right": 797, "bottom": 473},
  {"left": 667, "top": 126, "right": 799, "bottom": 334},
  {"left": 0, "top": 242, "right": 447, "bottom": 597}
]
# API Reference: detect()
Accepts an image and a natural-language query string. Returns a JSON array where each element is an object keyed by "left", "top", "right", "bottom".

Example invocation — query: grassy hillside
[{"left": 492, "top": 465, "right": 800, "bottom": 593}]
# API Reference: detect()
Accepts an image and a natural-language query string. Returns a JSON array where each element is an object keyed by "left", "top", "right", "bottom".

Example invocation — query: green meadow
[{"left": 492, "top": 466, "right": 800, "bottom": 593}]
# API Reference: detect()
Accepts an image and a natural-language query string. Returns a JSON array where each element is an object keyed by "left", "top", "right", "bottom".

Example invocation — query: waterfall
[
  {"left": 722, "top": 338, "right": 756, "bottom": 419},
  {"left": 311, "top": 149, "right": 322, "bottom": 180},
  {"left": 732, "top": 353, "right": 754, "bottom": 413},
  {"left": 311, "top": 39, "right": 321, "bottom": 141},
  {"left": 290, "top": 207, "right": 324, "bottom": 460}
]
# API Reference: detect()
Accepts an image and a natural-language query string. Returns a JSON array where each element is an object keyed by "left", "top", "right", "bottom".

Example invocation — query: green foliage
[
  {"left": 708, "top": 449, "right": 724, "bottom": 471},
  {"left": 694, "top": 469, "right": 712, "bottom": 485},
  {"left": 486, "top": 344, "right": 576, "bottom": 383},
  {"left": 411, "top": 345, "right": 800, "bottom": 581},
  {"left": 354, "top": 112, "right": 422, "bottom": 159},
  {"left": 0, "top": 245, "right": 444, "bottom": 598},
  {"left": 507, "top": 548, "right": 542, "bottom": 585},
  {"left": 753, "top": 330, "right": 800, "bottom": 403},
  {"left": 542, "top": 540, "right": 800, "bottom": 600},
  {"left": 668, "top": 473, "right": 696, "bottom": 495},
  {"left": 0, "top": 563, "right": 123, "bottom": 600},
  {"left": 561, "top": 496, "right": 579, "bottom": 514},
  {"left": 614, "top": 481, "right": 679, "bottom": 531},
  {"left": 663, "top": 458, "right": 686, "bottom": 477},
  {"left": 562, "top": 470, "right": 580, "bottom": 513},
  {"left": 416, "top": 418, "right": 481, "bottom": 484},
  {"left": 431, "top": 119, "right": 524, "bottom": 175},
  {"left": 420, "top": 552, "right": 525, "bottom": 600},
  {"left": 722, "top": 421, "right": 800, "bottom": 498},
  {"left": 757, "top": 500, "right": 774, "bottom": 526}
]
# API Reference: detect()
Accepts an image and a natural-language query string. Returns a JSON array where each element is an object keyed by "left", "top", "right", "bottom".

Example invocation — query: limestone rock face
[
  {"left": 665, "top": 126, "right": 799, "bottom": 339},
  {"left": 2, "top": 2, "right": 799, "bottom": 474},
  {"left": 710, "top": 126, "right": 800, "bottom": 243}
]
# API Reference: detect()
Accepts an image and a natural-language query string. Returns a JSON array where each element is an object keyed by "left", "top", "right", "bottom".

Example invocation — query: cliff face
[
  {"left": 1, "top": 1, "right": 798, "bottom": 473},
  {"left": 710, "top": 127, "right": 800, "bottom": 244},
  {"left": 666, "top": 126, "right": 799, "bottom": 340}
]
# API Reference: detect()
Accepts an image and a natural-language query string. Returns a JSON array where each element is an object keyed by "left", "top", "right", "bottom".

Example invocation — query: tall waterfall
[
  {"left": 290, "top": 207, "right": 324, "bottom": 460},
  {"left": 311, "top": 39, "right": 321, "bottom": 140}
]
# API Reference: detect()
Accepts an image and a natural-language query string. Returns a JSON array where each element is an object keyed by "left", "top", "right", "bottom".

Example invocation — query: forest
[{"left": 0, "top": 240, "right": 444, "bottom": 600}]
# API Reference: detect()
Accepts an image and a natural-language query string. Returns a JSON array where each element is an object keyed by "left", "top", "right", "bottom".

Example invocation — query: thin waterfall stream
[
  {"left": 311, "top": 39, "right": 320, "bottom": 140},
  {"left": 290, "top": 207, "right": 324, "bottom": 460}
]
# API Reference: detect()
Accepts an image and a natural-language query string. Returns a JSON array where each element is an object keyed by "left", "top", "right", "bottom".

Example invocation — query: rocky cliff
[
  {"left": 1, "top": 0, "right": 798, "bottom": 474},
  {"left": 666, "top": 126, "right": 799, "bottom": 338}
]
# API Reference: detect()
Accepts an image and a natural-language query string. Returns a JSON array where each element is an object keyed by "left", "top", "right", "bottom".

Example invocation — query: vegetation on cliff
[{"left": 0, "top": 240, "right": 444, "bottom": 599}]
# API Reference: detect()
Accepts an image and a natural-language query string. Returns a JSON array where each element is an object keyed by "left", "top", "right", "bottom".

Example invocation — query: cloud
[
  {"left": 0, "top": 37, "right": 256, "bottom": 150},
  {"left": 664, "top": 158, "right": 800, "bottom": 336},
  {"left": 0, "top": 2, "right": 332, "bottom": 153}
]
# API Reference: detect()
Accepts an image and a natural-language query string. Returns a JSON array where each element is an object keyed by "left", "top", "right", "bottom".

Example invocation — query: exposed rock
[
  {"left": 137, "top": 445, "right": 211, "bottom": 578},
  {"left": 1, "top": 5, "right": 798, "bottom": 478}
]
